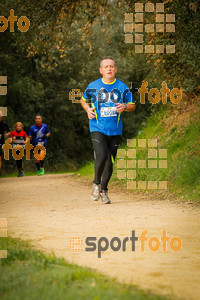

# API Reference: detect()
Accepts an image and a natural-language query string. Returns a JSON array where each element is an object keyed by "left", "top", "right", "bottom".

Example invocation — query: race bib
[
  {"left": 38, "top": 141, "right": 44, "bottom": 145},
  {"left": 101, "top": 107, "right": 117, "bottom": 117}
]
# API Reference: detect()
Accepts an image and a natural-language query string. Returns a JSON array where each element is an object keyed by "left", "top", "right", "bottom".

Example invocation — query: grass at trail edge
[{"left": 0, "top": 236, "right": 171, "bottom": 300}]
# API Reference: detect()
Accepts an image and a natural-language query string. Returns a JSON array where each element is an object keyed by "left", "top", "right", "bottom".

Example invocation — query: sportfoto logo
[
  {"left": 0, "top": 9, "right": 30, "bottom": 33},
  {"left": 69, "top": 230, "right": 182, "bottom": 258},
  {"left": 0, "top": 76, "right": 7, "bottom": 95},
  {"left": 124, "top": 2, "right": 176, "bottom": 54},
  {"left": 117, "top": 138, "right": 168, "bottom": 190},
  {"left": 2, "top": 138, "right": 46, "bottom": 161},
  {"left": 69, "top": 81, "right": 182, "bottom": 105}
]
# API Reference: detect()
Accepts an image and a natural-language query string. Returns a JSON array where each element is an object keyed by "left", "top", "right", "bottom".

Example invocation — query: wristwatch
[{"left": 124, "top": 104, "right": 127, "bottom": 110}]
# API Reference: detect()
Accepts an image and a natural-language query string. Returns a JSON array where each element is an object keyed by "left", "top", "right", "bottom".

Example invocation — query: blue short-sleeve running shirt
[
  {"left": 82, "top": 78, "right": 134, "bottom": 136},
  {"left": 28, "top": 123, "right": 50, "bottom": 147}
]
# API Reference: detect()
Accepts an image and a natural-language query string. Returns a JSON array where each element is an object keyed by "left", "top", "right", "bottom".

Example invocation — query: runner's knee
[{"left": 95, "top": 151, "right": 107, "bottom": 165}]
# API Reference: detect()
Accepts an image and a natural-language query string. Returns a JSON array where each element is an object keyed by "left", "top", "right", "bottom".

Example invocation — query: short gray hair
[
  {"left": 35, "top": 114, "right": 42, "bottom": 119},
  {"left": 100, "top": 56, "right": 116, "bottom": 67}
]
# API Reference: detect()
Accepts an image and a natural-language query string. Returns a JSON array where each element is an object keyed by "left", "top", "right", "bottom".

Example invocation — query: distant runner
[
  {"left": 28, "top": 115, "right": 50, "bottom": 176},
  {"left": 81, "top": 56, "right": 136, "bottom": 204},
  {"left": 0, "top": 110, "right": 11, "bottom": 172},
  {"left": 11, "top": 122, "right": 28, "bottom": 177}
]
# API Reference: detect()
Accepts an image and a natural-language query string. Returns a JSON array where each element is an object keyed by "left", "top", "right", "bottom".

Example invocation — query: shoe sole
[
  {"left": 101, "top": 200, "right": 111, "bottom": 204},
  {"left": 90, "top": 195, "right": 100, "bottom": 201},
  {"left": 100, "top": 193, "right": 111, "bottom": 204},
  {"left": 100, "top": 197, "right": 111, "bottom": 204}
]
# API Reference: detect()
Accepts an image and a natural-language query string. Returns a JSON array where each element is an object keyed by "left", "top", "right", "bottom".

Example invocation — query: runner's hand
[
  {"left": 87, "top": 107, "right": 96, "bottom": 119},
  {"left": 116, "top": 103, "right": 125, "bottom": 113}
]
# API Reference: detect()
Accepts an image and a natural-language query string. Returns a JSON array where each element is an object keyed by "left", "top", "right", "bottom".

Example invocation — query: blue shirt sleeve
[
  {"left": 124, "top": 88, "right": 135, "bottom": 104},
  {"left": 45, "top": 125, "right": 50, "bottom": 134},
  {"left": 82, "top": 84, "right": 92, "bottom": 102},
  {"left": 28, "top": 127, "right": 33, "bottom": 136}
]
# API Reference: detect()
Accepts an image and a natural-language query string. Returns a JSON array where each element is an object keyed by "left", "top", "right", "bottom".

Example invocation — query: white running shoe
[
  {"left": 100, "top": 190, "right": 111, "bottom": 204},
  {"left": 91, "top": 184, "right": 100, "bottom": 201}
]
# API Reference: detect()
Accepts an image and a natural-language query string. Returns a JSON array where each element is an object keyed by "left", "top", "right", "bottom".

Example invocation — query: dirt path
[{"left": 0, "top": 174, "right": 200, "bottom": 300}]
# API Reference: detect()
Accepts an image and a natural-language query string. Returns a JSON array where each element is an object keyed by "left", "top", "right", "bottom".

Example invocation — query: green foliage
[
  {"left": 120, "top": 103, "right": 200, "bottom": 202},
  {"left": 0, "top": 0, "right": 199, "bottom": 173},
  {"left": 75, "top": 161, "right": 94, "bottom": 178},
  {"left": 129, "top": 0, "right": 200, "bottom": 92}
]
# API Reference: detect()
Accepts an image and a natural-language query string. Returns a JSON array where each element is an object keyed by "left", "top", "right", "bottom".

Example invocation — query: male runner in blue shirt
[
  {"left": 29, "top": 115, "right": 50, "bottom": 175},
  {"left": 81, "top": 57, "right": 136, "bottom": 204}
]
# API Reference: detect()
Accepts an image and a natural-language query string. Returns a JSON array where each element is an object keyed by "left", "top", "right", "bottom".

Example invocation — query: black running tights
[
  {"left": 91, "top": 131, "right": 121, "bottom": 191},
  {"left": 16, "top": 159, "right": 22, "bottom": 171}
]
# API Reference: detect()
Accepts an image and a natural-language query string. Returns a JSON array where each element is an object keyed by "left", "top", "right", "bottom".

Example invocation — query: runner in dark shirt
[
  {"left": 11, "top": 122, "right": 28, "bottom": 177},
  {"left": 0, "top": 110, "right": 11, "bottom": 171}
]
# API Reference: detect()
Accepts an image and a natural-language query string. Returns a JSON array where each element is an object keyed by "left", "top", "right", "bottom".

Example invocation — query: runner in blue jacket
[
  {"left": 81, "top": 57, "right": 136, "bottom": 204},
  {"left": 29, "top": 115, "right": 50, "bottom": 176}
]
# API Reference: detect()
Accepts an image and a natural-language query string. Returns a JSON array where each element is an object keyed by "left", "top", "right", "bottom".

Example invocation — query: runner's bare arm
[
  {"left": 23, "top": 136, "right": 29, "bottom": 144},
  {"left": 116, "top": 103, "right": 136, "bottom": 113},
  {"left": 4, "top": 131, "right": 11, "bottom": 138},
  {"left": 81, "top": 97, "right": 96, "bottom": 119}
]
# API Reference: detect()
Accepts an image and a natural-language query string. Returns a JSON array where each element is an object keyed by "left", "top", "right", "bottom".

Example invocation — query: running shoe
[
  {"left": 18, "top": 170, "right": 24, "bottom": 177},
  {"left": 40, "top": 168, "right": 44, "bottom": 175},
  {"left": 91, "top": 183, "right": 100, "bottom": 201},
  {"left": 100, "top": 190, "right": 111, "bottom": 204}
]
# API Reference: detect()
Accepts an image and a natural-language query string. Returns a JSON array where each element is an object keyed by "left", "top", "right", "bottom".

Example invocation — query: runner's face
[
  {"left": 99, "top": 59, "right": 117, "bottom": 81},
  {"left": 16, "top": 124, "right": 22, "bottom": 131},
  {"left": 35, "top": 116, "right": 42, "bottom": 125}
]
